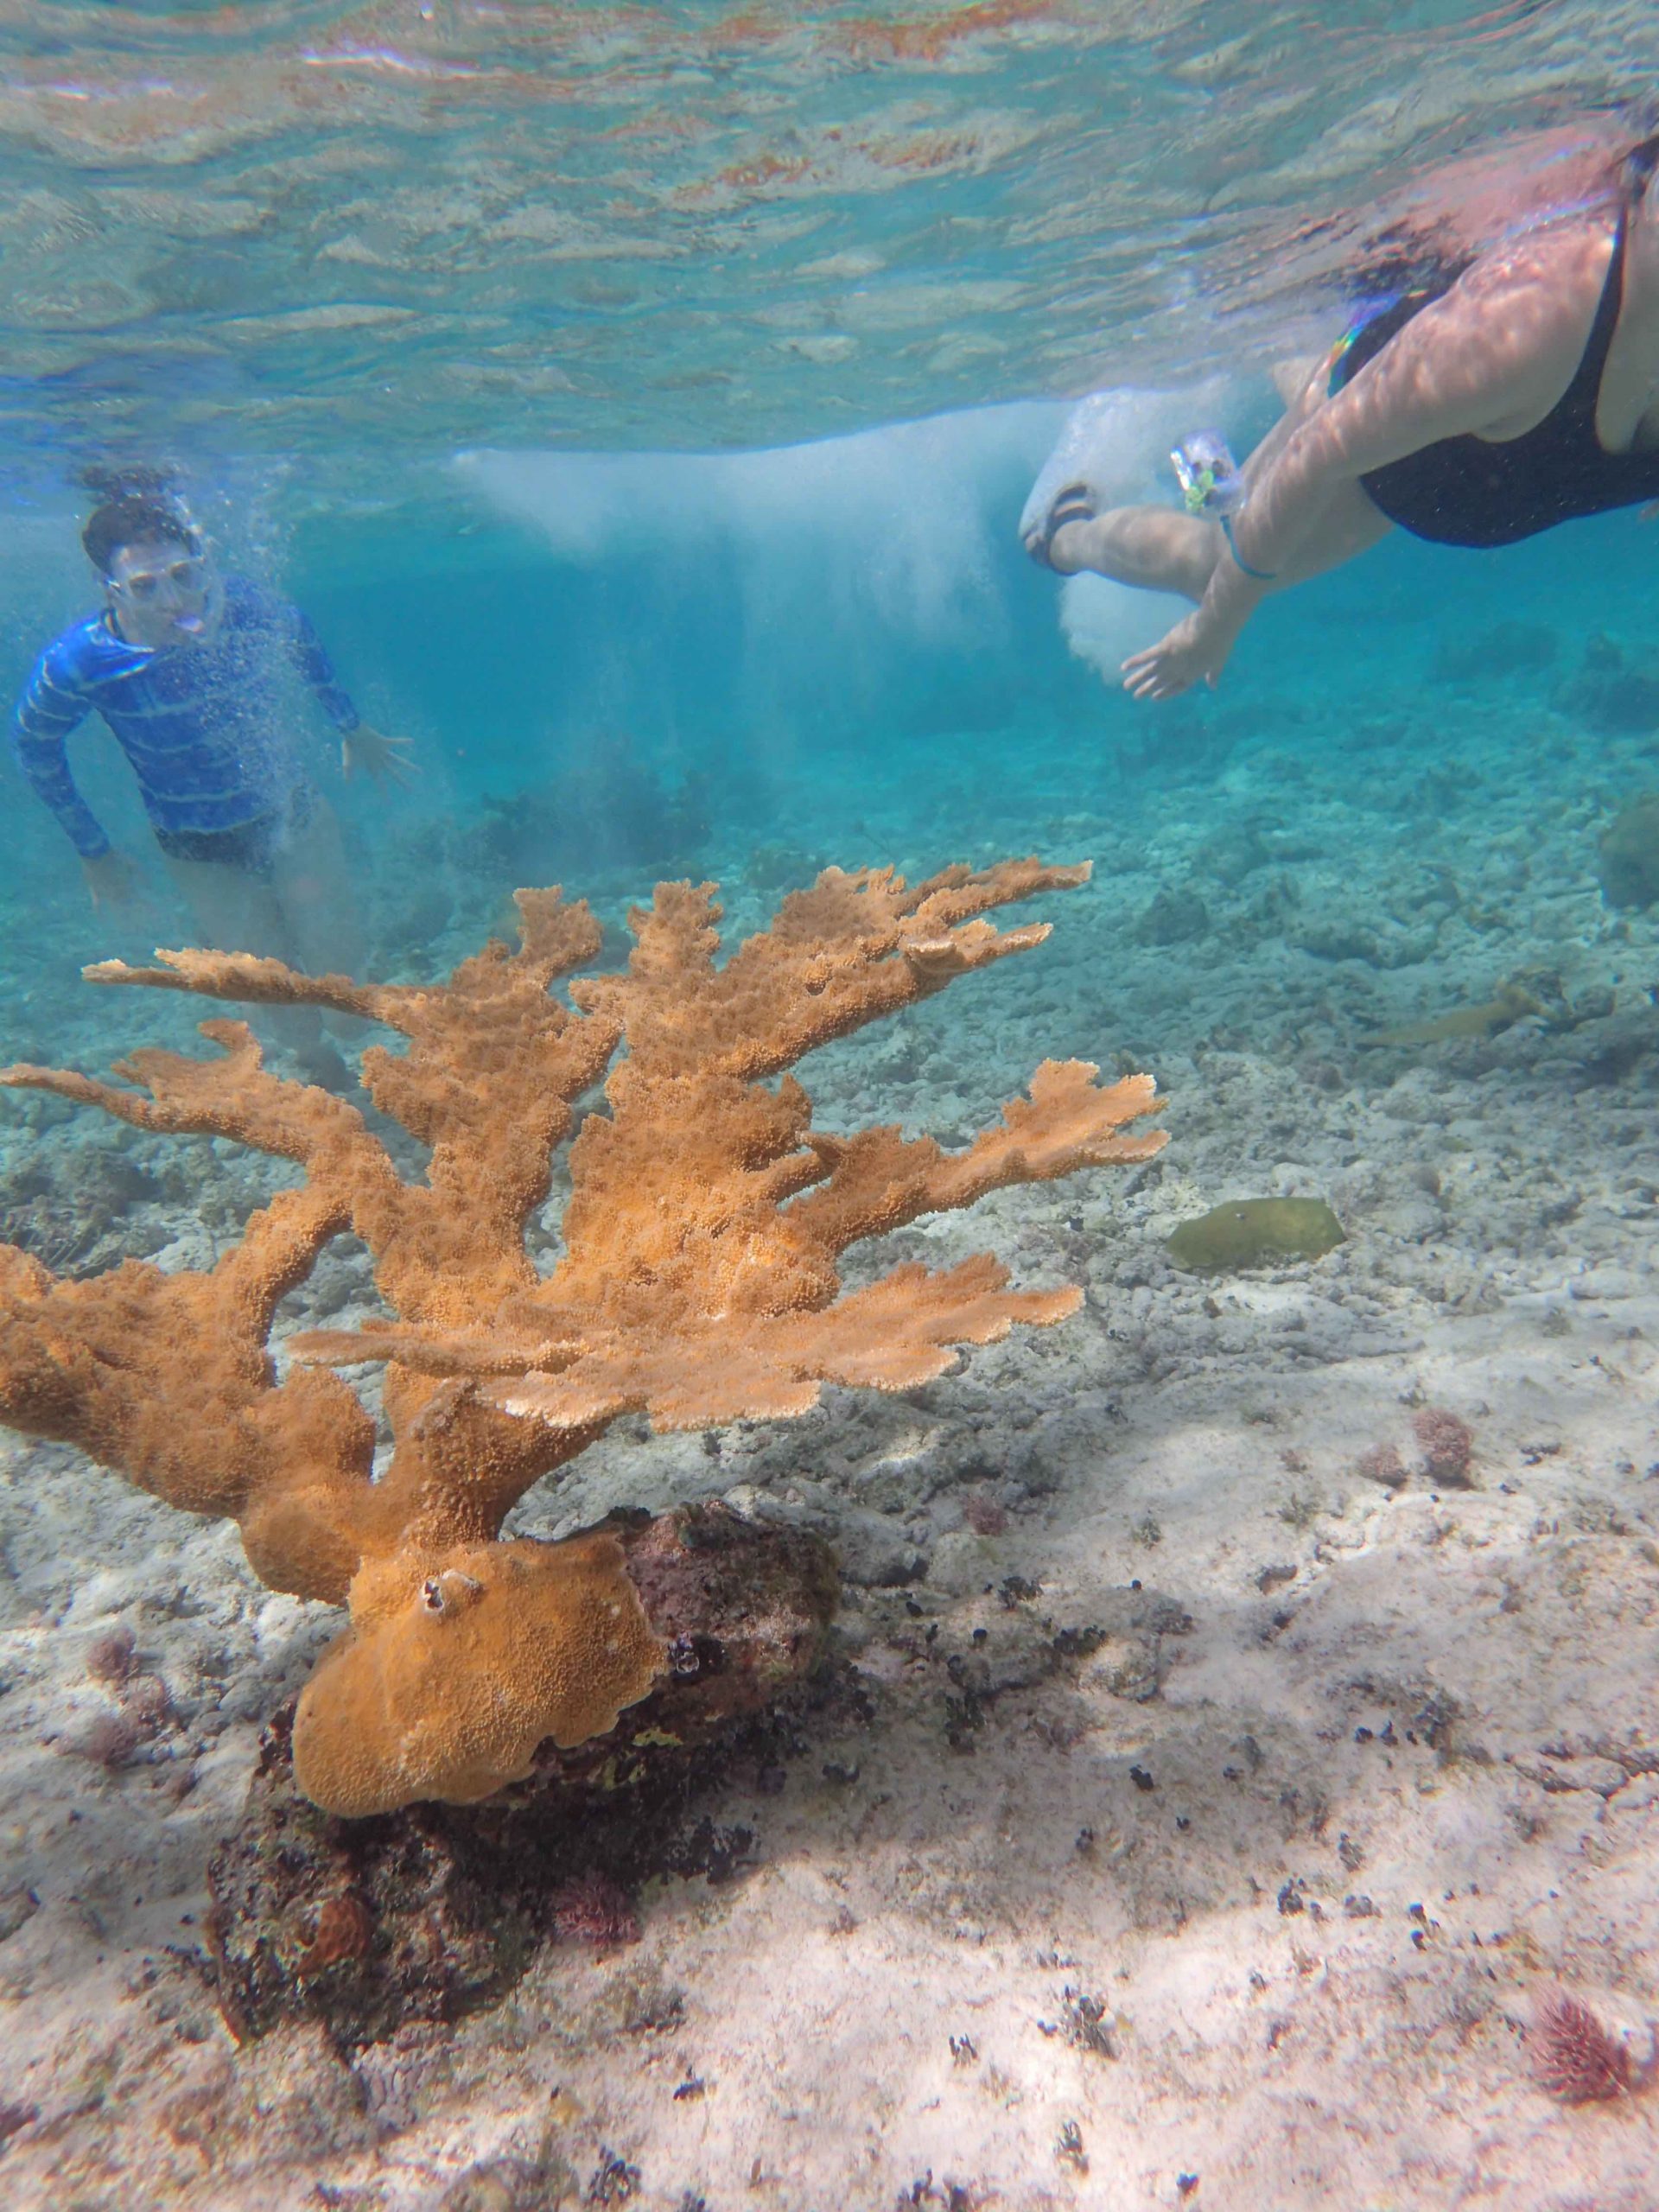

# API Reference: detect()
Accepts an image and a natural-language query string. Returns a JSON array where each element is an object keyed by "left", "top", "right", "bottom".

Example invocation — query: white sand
[{"left": 3, "top": 712, "right": 1658, "bottom": 2207}]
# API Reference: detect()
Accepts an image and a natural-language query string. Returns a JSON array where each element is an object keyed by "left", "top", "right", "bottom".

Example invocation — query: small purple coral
[
  {"left": 550, "top": 1872, "right": 639, "bottom": 1948},
  {"left": 85, "top": 1624, "right": 137, "bottom": 1686},
  {"left": 120, "top": 1672, "right": 174, "bottom": 1731},
  {"left": 1354, "top": 1441, "right": 1406, "bottom": 1489},
  {"left": 1412, "top": 1407, "right": 1473, "bottom": 1485},
  {"left": 963, "top": 1492, "right": 1007, "bottom": 1537},
  {"left": 1532, "top": 1991, "right": 1636, "bottom": 2103},
  {"left": 60, "top": 1711, "right": 142, "bottom": 1769}
]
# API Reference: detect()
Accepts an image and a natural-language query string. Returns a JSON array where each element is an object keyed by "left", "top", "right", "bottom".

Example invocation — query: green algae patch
[{"left": 1166, "top": 1197, "right": 1346, "bottom": 1273}]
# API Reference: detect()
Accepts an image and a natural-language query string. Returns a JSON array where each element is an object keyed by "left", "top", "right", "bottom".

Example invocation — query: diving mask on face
[
  {"left": 1170, "top": 432, "right": 1246, "bottom": 518},
  {"left": 109, "top": 542, "right": 222, "bottom": 644},
  {"left": 114, "top": 552, "right": 209, "bottom": 605}
]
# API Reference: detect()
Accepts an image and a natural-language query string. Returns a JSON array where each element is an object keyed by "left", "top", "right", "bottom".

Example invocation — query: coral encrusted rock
[
  {"left": 208, "top": 1502, "right": 838, "bottom": 2046},
  {"left": 0, "top": 859, "right": 1166, "bottom": 1815}
]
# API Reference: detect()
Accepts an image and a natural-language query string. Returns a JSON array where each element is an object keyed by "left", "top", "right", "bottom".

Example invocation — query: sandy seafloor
[{"left": 2, "top": 639, "right": 1658, "bottom": 2210}]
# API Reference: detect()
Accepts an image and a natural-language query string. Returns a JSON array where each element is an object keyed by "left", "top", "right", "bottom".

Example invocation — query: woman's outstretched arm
[{"left": 1122, "top": 226, "right": 1614, "bottom": 699}]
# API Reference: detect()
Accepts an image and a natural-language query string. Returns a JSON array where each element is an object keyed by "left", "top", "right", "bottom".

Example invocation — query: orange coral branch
[
  {"left": 0, "top": 1189, "right": 376, "bottom": 1600},
  {"left": 0, "top": 860, "right": 1166, "bottom": 1815},
  {"left": 482, "top": 1257, "right": 1082, "bottom": 1435},
  {"left": 793, "top": 1062, "right": 1165, "bottom": 1255}
]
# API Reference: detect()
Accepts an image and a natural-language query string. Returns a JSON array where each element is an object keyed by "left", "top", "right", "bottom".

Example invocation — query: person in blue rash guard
[{"left": 11, "top": 474, "right": 414, "bottom": 1086}]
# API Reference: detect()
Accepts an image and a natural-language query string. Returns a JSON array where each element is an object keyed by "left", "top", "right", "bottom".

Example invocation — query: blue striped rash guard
[{"left": 11, "top": 574, "right": 360, "bottom": 861}]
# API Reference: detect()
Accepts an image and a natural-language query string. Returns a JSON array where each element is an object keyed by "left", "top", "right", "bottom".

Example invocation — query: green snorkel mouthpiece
[
  {"left": 1170, "top": 431, "right": 1246, "bottom": 517},
  {"left": 1170, "top": 431, "right": 1275, "bottom": 580}
]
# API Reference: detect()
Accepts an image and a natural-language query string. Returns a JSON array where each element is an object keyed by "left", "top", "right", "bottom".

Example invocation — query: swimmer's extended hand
[
  {"left": 79, "top": 849, "right": 144, "bottom": 911},
  {"left": 1121, "top": 609, "right": 1236, "bottom": 702},
  {"left": 341, "top": 722, "right": 419, "bottom": 790}
]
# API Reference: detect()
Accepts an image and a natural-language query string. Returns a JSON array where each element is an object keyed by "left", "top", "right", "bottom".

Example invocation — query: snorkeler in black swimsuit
[
  {"left": 1329, "top": 136, "right": 1659, "bottom": 546},
  {"left": 1022, "top": 130, "right": 1659, "bottom": 700}
]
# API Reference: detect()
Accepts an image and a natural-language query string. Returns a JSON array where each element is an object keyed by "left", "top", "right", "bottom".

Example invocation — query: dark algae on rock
[{"left": 1166, "top": 1197, "right": 1346, "bottom": 1272}]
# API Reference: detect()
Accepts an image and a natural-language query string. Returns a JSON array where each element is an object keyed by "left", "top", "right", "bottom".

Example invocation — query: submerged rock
[
  {"left": 1133, "top": 886, "right": 1211, "bottom": 946},
  {"left": 1192, "top": 821, "right": 1272, "bottom": 888},
  {"left": 1432, "top": 617, "right": 1558, "bottom": 686},
  {"left": 1560, "top": 633, "right": 1659, "bottom": 735},
  {"left": 1166, "top": 1197, "right": 1346, "bottom": 1273},
  {"left": 206, "top": 1503, "right": 838, "bottom": 2050},
  {"left": 1598, "top": 793, "right": 1659, "bottom": 911}
]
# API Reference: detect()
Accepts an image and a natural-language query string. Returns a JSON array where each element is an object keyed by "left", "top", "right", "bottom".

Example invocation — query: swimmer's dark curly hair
[
  {"left": 1340, "top": 218, "right": 1473, "bottom": 308},
  {"left": 1338, "top": 127, "right": 1659, "bottom": 311},
  {"left": 78, "top": 465, "right": 198, "bottom": 578},
  {"left": 1621, "top": 130, "right": 1659, "bottom": 196}
]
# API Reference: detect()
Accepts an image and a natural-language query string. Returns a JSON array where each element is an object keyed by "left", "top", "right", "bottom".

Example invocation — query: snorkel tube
[
  {"left": 1169, "top": 432, "right": 1276, "bottom": 580},
  {"left": 1171, "top": 431, "right": 1245, "bottom": 517}
]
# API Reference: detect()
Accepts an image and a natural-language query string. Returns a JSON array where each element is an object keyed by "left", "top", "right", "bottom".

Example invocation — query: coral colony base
[{"left": 0, "top": 859, "right": 1165, "bottom": 1818}]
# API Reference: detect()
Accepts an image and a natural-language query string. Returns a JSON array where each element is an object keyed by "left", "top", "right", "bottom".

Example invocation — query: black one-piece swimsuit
[{"left": 1329, "top": 200, "right": 1659, "bottom": 547}]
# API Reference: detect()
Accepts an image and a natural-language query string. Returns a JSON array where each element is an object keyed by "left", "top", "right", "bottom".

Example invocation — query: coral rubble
[{"left": 0, "top": 860, "right": 1165, "bottom": 1816}]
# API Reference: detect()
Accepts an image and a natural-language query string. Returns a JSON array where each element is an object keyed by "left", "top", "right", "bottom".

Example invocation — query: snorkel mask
[
  {"left": 1169, "top": 430, "right": 1275, "bottom": 580},
  {"left": 111, "top": 518, "right": 221, "bottom": 643},
  {"left": 1170, "top": 432, "right": 1246, "bottom": 518},
  {"left": 156, "top": 497, "right": 213, "bottom": 638}
]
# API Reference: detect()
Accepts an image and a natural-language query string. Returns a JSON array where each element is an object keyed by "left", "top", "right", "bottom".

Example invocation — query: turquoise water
[
  {"left": 7, "top": 10, "right": 1659, "bottom": 2203},
  {"left": 0, "top": 4, "right": 1656, "bottom": 1048},
  {"left": 3, "top": 0, "right": 1659, "bottom": 1369},
  {"left": 2, "top": 3, "right": 1658, "bottom": 1519}
]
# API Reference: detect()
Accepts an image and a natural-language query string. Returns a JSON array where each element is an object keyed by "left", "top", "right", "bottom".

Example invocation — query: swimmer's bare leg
[
  {"left": 1026, "top": 398, "right": 1313, "bottom": 600},
  {"left": 1037, "top": 479, "right": 1389, "bottom": 596},
  {"left": 1024, "top": 383, "right": 1325, "bottom": 594},
  {"left": 1030, "top": 372, "right": 1392, "bottom": 600},
  {"left": 1040, "top": 505, "right": 1222, "bottom": 601},
  {"left": 162, "top": 850, "right": 349, "bottom": 1087}
]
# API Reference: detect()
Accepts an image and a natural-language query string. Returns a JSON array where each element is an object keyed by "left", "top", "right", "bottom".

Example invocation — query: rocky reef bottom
[
  {"left": 207, "top": 1505, "right": 839, "bottom": 2051},
  {"left": 8, "top": 670, "right": 1659, "bottom": 2206}
]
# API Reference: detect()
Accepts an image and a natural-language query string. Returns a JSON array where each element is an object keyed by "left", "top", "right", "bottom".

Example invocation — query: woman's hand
[
  {"left": 340, "top": 723, "right": 419, "bottom": 789},
  {"left": 1121, "top": 608, "right": 1237, "bottom": 702}
]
